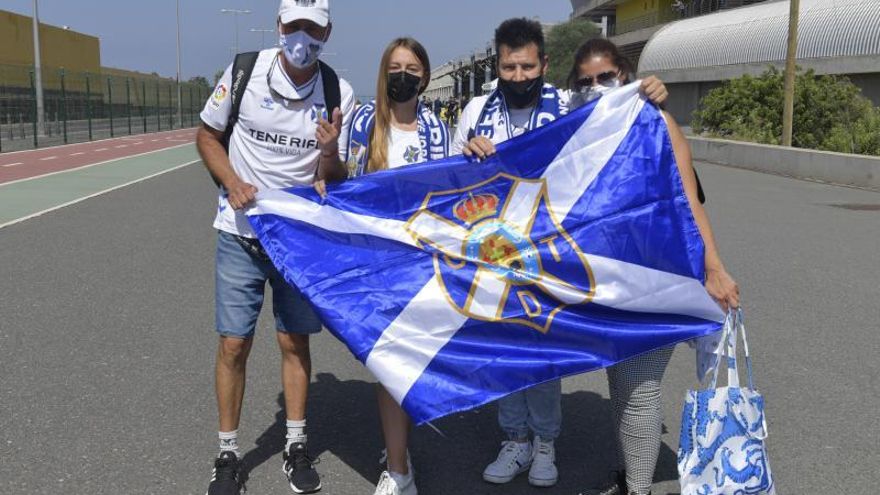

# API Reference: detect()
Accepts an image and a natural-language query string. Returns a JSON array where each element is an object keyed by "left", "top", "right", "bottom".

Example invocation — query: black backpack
[{"left": 220, "top": 51, "right": 342, "bottom": 152}]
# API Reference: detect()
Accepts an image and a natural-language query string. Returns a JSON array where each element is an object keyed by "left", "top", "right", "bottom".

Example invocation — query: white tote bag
[{"left": 678, "top": 309, "right": 776, "bottom": 495}]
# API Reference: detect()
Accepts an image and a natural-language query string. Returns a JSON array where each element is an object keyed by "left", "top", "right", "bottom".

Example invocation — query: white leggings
[{"left": 606, "top": 346, "right": 674, "bottom": 495}]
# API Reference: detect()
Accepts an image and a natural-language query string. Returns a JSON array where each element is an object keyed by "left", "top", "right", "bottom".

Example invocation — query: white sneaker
[
  {"left": 373, "top": 470, "right": 417, "bottom": 495},
  {"left": 378, "top": 448, "right": 411, "bottom": 466},
  {"left": 528, "top": 438, "right": 558, "bottom": 487},
  {"left": 482, "top": 440, "right": 532, "bottom": 484}
]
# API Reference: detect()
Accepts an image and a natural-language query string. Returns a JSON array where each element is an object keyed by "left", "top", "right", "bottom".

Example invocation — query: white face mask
[
  {"left": 570, "top": 78, "right": 622, "bottom": 109},
  {"left": 280, "top": 30, "right": 325, "bottom": 69}
]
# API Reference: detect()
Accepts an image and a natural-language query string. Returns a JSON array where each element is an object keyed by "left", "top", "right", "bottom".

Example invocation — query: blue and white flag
[{"left": 247, "top": 83, "right": 726, "bottom": 424}]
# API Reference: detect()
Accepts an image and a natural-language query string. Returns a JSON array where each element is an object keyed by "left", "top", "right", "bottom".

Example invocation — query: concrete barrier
[{"left": 687, "top": 136, "right": 880, "bottom": 191}]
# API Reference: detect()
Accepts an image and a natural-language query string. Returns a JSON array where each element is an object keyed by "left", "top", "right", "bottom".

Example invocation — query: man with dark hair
[
  {"left": 450, "top": 17, "right": 669, "bottom": 489},
  {"left": 451, "top": 18, "right": 565, "bottom": 488}
]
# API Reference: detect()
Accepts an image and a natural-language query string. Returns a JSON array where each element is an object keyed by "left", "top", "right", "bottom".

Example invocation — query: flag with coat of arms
[{"left": 246, "top": 83, "right": 726, "bottom": 424}]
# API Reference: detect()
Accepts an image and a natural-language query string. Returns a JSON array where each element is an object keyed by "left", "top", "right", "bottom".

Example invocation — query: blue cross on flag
[{"left": 247, "top": 83, "right": 726, "bottom": 424}]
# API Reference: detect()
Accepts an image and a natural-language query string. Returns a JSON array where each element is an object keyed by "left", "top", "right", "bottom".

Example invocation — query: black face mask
[
  {"left": 387, "top": 71, "right": 422, "bottom": 103},
  {"left": 498, "top": 76, "right": 543, "bottom": 109}
]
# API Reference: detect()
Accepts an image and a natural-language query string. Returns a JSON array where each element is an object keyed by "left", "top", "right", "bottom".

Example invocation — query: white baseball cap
[{"left": 279, "top": 0, "right": 330, "bottom": 27}]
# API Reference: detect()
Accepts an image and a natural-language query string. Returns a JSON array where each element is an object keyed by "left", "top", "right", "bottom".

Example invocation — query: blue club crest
[
  {"left": 311, "top": 104, "right": 328, "bottom": 123},
  {"left": 403, "top": 145, "right": 420, "bottom": 164},
  {"left": 405, "top": 173, "right": 594, "bottom": 333}
]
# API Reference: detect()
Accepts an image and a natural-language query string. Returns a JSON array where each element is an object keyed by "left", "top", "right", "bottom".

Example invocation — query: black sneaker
[
  {"left": 207, "top": 451, "right": 245, "bottom": 495},
  {"left": 282, "top": 442, "right": 321, "bottom": 493},
  {"left": 581, "top": 470, "right": 627, "bottom": 495}
]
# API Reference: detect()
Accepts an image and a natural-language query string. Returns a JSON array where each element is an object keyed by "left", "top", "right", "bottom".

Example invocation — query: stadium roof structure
[{"left": 638, "top": 0, "right": 880, "bottom": 82}]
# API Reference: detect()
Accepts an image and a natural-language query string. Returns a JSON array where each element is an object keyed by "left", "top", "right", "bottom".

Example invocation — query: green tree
[
  {"left": 693, "top": 67, "right": 880, "bottom": 156},
  {"left": 544, "top": 19, "right": 601, "bottom": 88},
  {"left": 188, "top": 75, "right": 210, "bottom": 88}
]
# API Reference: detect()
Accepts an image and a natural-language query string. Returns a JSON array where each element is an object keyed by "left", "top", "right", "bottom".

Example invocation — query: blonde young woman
[{"left": 333, "top": 37, "right": 449, "bottom": 495}]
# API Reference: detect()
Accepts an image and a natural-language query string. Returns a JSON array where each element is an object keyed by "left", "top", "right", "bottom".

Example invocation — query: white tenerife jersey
[{"left": 201, "top": 49, "right": 356, "bottom": 237}]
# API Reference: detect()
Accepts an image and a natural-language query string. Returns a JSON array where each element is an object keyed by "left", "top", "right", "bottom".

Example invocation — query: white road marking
[
  {"left": 0, "top": 159, "right": 200, "bottom": 230},
  {"left": 2, "top": 162, "right": 24, "bottom": 168},
  {"left": 0, "top": 142, "right": 195, "bottom": 188},
  {"left": 40, "top": 156, "right": 58, "bottom": 161},
  {"left": 114, "top": 145, "right": 128, "bottom": 149},
  {"left": 70, "top": 152, "right": 86, "bottom": 156},
  {"left": 95, "top": 148, "right": 109, "bottom": 152}
]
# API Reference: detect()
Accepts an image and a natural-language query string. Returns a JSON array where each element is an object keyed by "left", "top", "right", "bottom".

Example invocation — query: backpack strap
[
  {"left": 318, "top": 60, "right": 341, "bottom": 122},
  {"left": 222, "top": 51, "right": 260, "bottom": 152}
]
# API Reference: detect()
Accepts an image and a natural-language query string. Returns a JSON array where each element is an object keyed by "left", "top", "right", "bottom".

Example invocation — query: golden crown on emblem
[{"left": 453, "top": 193, "right": 499, "bottom": 225}]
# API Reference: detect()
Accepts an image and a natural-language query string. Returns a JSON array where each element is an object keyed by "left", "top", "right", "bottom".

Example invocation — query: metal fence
[{"left": 0, "top": 63, "right": 211, "bottom": 153}]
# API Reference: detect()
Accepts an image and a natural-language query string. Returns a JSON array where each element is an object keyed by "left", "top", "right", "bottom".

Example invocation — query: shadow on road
[{"left": 239, "top": 372, "right": 679, "bottom": 494}]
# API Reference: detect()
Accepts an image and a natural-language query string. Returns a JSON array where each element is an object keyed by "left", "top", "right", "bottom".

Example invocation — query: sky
[{"left": 4, "top": 0, "right": 573, "bottom": 98}]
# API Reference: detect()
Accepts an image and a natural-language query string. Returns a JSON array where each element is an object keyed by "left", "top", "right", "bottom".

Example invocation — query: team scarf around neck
[
  {"left": 347, "top": 101, "right": 449, "bottom": 177},
  {"left": 473, "top": 83, "right": 566, "bottom": 141}
]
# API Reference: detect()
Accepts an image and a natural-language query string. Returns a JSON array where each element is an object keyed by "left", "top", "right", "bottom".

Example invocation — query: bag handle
[
  {"left": 735, "top": 307, "right": 756, "bottom": 390},
  {"left": 709, "top": 312, "right": 734, "bottom": 388},
  {"left": 709, "top": 308, "right": 755, "bottom": 390}
]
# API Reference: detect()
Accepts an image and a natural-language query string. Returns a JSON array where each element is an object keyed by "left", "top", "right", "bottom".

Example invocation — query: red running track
[{"left": 0, "top": 128, "right": 198, "bottom": 185}]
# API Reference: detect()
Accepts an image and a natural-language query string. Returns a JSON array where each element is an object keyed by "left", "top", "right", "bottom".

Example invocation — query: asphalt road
[{"left": 1, "top": 158, "right": 878, "bottom": 494}]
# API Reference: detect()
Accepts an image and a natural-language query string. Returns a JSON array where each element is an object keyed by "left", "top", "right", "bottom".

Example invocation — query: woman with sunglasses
[
  {"left": 567, "top": 39, "right": 739, "bottom": 495},
  {"left": 339, "top": 37, "right": 449, "bottom": 495}
]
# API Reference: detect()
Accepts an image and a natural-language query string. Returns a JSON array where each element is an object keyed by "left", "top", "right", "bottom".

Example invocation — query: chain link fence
[{"left": 0, "top": 64, "right": 211, "bottom": 153}]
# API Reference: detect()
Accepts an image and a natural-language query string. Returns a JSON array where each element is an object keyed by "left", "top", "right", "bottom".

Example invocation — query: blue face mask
[{"left": 280, "top": 30, "right": 324, "bottom": 69}]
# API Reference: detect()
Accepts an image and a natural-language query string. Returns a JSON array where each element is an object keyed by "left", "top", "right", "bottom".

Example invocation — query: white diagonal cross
[
  {"left": 407, "top": 178, "right": 591, "bottom": 320},
  {"left": 249, "top": 84, "right": 725, "bottom": 403}
]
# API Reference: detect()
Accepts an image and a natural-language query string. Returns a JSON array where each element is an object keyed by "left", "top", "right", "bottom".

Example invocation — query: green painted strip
[{"left": 0, "top": 145, "right": 200, "bottom": 227}]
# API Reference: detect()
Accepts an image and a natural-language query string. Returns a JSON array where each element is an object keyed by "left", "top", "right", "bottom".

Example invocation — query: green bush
[
  {"left": 692, "top": 67, "right": 880, "bottom": 156},
  {"left": 545, "top": 19, "right": 601, "bottom": 88}
]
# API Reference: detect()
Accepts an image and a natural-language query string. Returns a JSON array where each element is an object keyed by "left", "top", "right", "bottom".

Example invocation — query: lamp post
[
  {"left": 782, "top": 0, "right": 800, "bottom": 147},
  {"left": 32, "top": 0, "right": 45, "bottom": 135},
  {"left": 249, "top": 28, "right": 274, "bottom": 49},
  {"left": 220, "top": 8, "right": 252, "bottom": 55},
  {"left": 485, "top": 45, "right": 493, "bottom": 86},
  {"left": 176, "top": 0, "right": 183, "bottom": 128}
]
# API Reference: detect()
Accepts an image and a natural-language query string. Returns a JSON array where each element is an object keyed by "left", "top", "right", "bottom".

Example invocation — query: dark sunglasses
[{"left": 574, "top": 70, "right": 620, "bottom": 91}]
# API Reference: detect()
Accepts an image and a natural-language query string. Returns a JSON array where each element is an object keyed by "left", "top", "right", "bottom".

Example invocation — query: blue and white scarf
[
  {"left": 346, "top": 101, "right": 449, "bottom": 177},
  {"left": 472, "top": 83, "right": 567, "bottom": 142}
]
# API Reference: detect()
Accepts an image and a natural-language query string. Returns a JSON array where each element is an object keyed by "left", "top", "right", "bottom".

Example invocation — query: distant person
[
  {"left": 196, "top": 0, "right": 355, "bottom": 494},
  {"left": 451, "top": 18, "right": 670, "bottom": 489},
  {"left": 445, "top": 98, "right": 458, "bottom": 127},
  {"left": 432, "top": 96, "right": 442, "bottom": 115}
]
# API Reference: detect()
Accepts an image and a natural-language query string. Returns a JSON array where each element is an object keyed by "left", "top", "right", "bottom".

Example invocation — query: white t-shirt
[
  {"left": 508, "top": 107, "right": 533, "bottom": 138},
  {"left": 450, "top": 95, "right": 539, "bottom": 154},
  {"left": 201, "top": 49, "right": 356, "bottom": 237},
  {"left": 387, "top": 126, "right": 423, "bottom": 169},
  {"left": 450, "top": 89, "right": 570, "bottom": 155}
]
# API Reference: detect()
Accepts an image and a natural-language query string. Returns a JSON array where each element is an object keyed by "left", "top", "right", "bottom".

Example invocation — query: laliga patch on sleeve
[{"left": 210, "top": 84, "right": 229, "bottom": 110}]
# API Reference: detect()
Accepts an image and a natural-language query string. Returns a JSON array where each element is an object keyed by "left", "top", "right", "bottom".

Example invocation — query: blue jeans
[
  {"left": 215, "top": 231, "right": 321, "bottom": 338},
  {"left": 497, "top": 379, "right": 562, "bottom": 441}
]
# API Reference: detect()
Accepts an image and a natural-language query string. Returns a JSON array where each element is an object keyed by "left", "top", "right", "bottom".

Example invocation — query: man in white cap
[{"left": 197, "top": 1, "right": 354, "bottom": 494}]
